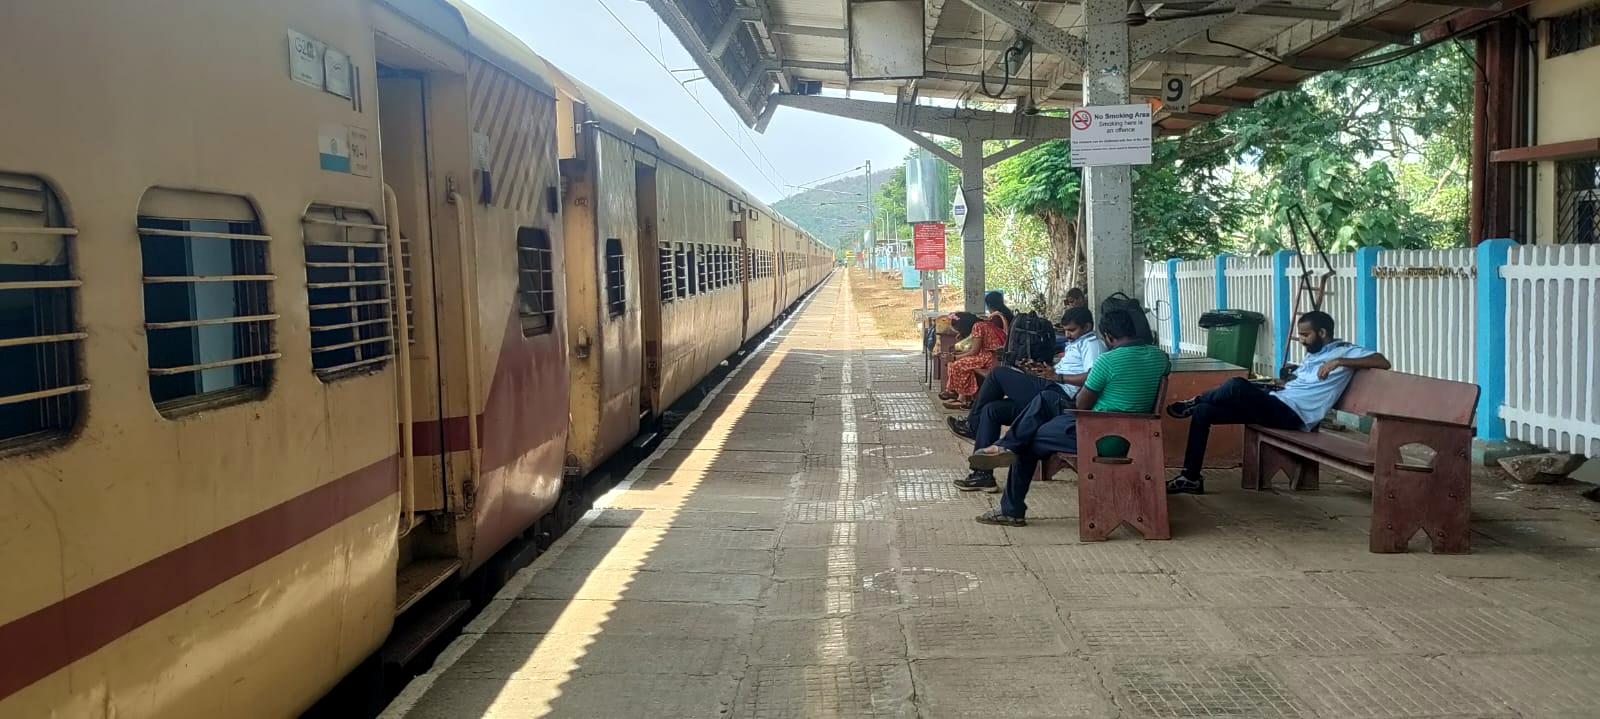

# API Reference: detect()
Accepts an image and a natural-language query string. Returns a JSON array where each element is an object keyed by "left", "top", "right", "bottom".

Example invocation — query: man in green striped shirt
[{"left": 967, "top": 309, "right": 1170, "bottom": 526}]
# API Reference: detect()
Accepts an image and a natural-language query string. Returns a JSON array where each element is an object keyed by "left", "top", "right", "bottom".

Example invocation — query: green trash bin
[{"left": 1198, "top": 309, "right": 1265, "bottom": 369}]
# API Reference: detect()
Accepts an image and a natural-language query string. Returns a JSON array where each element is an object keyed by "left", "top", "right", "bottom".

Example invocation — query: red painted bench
[{"left": 1244, "top": 369, "right": 1480, "bottom": 554}]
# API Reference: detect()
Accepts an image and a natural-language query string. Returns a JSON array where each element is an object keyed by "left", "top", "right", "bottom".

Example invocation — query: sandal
[
  {"left": 968, "top": 446, "right": 1014, "bottom": 471},
  {"left": 938, "top": 390, "right": 957, "bottom": 400},
  {"left": 942, "top": 399, "right": 971, "bottom": 410},
  {"left": 975, "top": 509, "right": 1025, "bottom": 526}
]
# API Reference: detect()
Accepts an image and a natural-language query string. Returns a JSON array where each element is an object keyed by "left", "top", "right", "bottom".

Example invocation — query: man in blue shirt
[
  {"left": 949, "top": 307, "right": 1106, "bottom": 491},
  {"left": 1165, "top": 311, "right": 1390, "bottom": 495}
]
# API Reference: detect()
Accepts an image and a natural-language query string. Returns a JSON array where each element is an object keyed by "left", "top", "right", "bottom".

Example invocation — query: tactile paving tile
[
  {"left": 773, "top": 546, "right": 895, "bottom": 579},
  {"left": 884, "top": 568, "right": 1048, "bottom": 610},
  {"left": 408, "top": 673, "right": 738, "bottom": 719},
  {"left": 1218, "top": 607, "right": 1402, "bottom": 654},
  {"left": 1279, "top": 656, "right": 1515, "bottom": 718},
  {"left": 750, "top": 615, "right": 907, "bottom": 664},
  {"left": 1039, "top": 571, "right": 1195, "bottom": 608},
  {"left": 912, "top": 657, "right": 1115, "bottom": 718},
  {"left": 760, "top": 575, "right": 899, "bottom": 617},
  {"left": 1450, "top": 652, "right": 1600, "bottom": 717},
  {"left": 1011, "top": 544, "right": 1163, "bottom": 574},
  {"left": 519, "top": 568, "right": 763, "bottom": 605},
  {"left": 787, "top": 498, "right": 889, "bottom": 522},
  {"left": 1145, "top": 540, "right": 1296, "bottom": 573},
  {"left": 1067, "top": 609, "right": 1240, "bottom": 653},
  {"left": 1309, "top": 572, "right": 1490, "bottom": 608},
  {"left": 732, "top": 663, "right": 915, "bottom": 719},
  {"left": 1106, "top": 656, "right": 1313, "bottom": 718},
  {"left": 886, "top": 467, "right": 970, "bottom": 484},
  {"left": 651, "top": 527, "right": 781, "bottom": 552},
  {"left": 1177, "top": 572, "right": 1355, "bottom": 607},
  {"left": 890, "top": 480, "right": 963, "bottom": 505},
  {"left": 901, "top": 609, "right": 1072, "bottom": 658},
  {"left": 1453, "top": 577, "right": 1600, "bottom": 608},
  {"left": 778, "top": 521, "right": 895, "bottom": 547},
  {"left": 1371, "top": 607, "right": 1576, "bottom": 653},
  {"left": 545, "top": 543, "right": 772, "bottom": 576},
  {"left": 491, "top": 598, "right": 756, "bottom": 638},
  {"left": 893, "top": 517, "right": 1011, "bottom": 547},
  {"left": 893, "top": 545, "right": 1027, "bottom": 574}
]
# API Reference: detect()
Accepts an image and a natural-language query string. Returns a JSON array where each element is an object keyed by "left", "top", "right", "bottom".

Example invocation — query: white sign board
[
  {"left": 951, "top": 194, "right": 967, "bottom": 220},
  {"left": 1069, "top": 104, "right": 1153, "bottom": 167},
  {"left": 287, "top": 30, "right": 325, "bottom": 89},
  {"left": 1161, "top": 75, "right": 1192, "bottom": 112},
  {"left": 324, "top": 47, "right": 353, "bottom": 99}
]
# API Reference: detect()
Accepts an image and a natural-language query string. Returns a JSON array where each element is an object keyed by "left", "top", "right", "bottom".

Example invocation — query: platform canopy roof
[{"left": 643, "top": 0, "right": 1521, "bottom": 137}]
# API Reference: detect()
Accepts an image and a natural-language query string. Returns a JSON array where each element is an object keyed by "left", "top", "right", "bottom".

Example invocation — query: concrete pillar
[
  {"left": 958, "top": 137, "right": 986, "bottom": 312},
  {"left": 1080, "top": 0, "right": 1137, "bottom": 305}
]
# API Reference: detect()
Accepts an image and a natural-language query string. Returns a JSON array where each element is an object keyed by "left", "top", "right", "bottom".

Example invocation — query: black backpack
[
  {"left": 1003, "top": 312, "right": 1057, "bottom": 365},
  {"left": 1100, "top": 292, "right": 1157, "bottom": 345}
]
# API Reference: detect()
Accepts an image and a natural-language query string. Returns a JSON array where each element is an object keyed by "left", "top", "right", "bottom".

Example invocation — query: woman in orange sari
[{"left": 942, "top": 312, "right": 1006, "bottom": 409}]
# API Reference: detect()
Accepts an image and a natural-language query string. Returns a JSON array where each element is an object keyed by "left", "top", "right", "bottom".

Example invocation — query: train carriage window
[
  {"left": 516, "top": 227, "right": 556, "bottom": 335},
  {"left": 674, "top": 243, "right": 689, "bottom": 298},
  {"left": 694, "top": 243, "right": 707, "bottom": 294},
  {"left": 659, "top": 242, "right": 675, "bottom": 302},
  {"left": 604, "top": 238, "right": 626, "bottom": 317},
  {"left": 0, "top": 173, "right": 85, "bottom": 446},
  {"left": 139, "top": 188, "right": 275, "bottom": 412},
  {"left": 303, "top": 205, "right": 394, "bottom": 379}
]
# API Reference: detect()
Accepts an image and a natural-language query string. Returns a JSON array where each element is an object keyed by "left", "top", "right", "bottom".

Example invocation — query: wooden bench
[
  {"left": 1243, "top": 369, "right": 1480, "bottom": 554},
  {"left": 1044, "top": 377, "right": 1170, "bottom": 542}
]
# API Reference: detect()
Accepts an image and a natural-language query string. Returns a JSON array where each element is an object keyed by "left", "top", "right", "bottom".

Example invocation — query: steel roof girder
[
  {"left": 1129, "top": 0, "right": 1275, "bottom": 63},
  {"left": 957, "top": 0, "right": 1088, "bottom": 68},
  {"left": 769, "top": 94, "right": 1076, "bottom": 140}
]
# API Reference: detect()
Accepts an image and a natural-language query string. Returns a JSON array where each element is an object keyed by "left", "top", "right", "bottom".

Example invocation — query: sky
[{"left": 462, "top": 0, "right": 913, "bottom": 204}]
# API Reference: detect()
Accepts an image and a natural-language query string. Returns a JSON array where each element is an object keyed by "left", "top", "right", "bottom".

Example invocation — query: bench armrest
[
  {"left": 1063, "top": 408, "right": 1161, "bottom": 422},
  {"left": 1368, "top": 412, "right": 1473, "bottom": 431}
]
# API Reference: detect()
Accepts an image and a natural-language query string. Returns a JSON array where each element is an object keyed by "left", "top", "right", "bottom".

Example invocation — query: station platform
[{"left": 382, "top": 274, "right": 1600, "bottom": 719}]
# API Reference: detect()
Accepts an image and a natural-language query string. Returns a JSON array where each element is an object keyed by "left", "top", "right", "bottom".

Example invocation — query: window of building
[
  {"left": 1557, "top": 159, "right": 1599, "bottom": 245},
  {"left": 0, "top": 172, "right": 84, "bottom": 446},
  {"left": 694, "top": 243, "right": 707, "bottom": 294},
  {"left": 303, "top": 205, "right": 394, "bottom": 379},
  {"left": 1548, "top": 6, "right": 1600, "bottom": 58},
  {"left": 605, "top": 238, "right": 626, "bottom": 317},
  {"left": 659, "top": 242, "right": 675, "bottom": 302},
  {"left": 140, "top": 189, "right": 275, "bottom": 411},
  {"left": 675, "top": 243, "right": 689, "bottom": 298},
  {"left": 516, "top": 227, "right": 556, "bottom": 335}
]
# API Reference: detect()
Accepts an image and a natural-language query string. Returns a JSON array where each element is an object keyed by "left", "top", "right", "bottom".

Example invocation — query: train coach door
[
  {"left": 634, "top": 160, "right": 663, "bottom": 418},
  {"left": 378, "top": 66, "right": 450, "bottom": 517},
  {"left": 735, "top": 217, "right": 749, "bottom": 341}
]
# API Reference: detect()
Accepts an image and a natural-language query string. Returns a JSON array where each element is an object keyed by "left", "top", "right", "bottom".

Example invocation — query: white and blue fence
[{"left": 1146, "top": 241, "right": 1600, "bottom": 457}]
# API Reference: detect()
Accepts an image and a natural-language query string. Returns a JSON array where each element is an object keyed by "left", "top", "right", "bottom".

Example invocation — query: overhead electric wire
[{"left": 596, "top": 0, "right": 789, "bottom": 196}]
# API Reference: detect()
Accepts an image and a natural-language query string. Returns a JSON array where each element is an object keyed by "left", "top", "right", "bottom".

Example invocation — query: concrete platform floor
[{"left": 383, "top": 274, "right": 1600, "bottom": 719}]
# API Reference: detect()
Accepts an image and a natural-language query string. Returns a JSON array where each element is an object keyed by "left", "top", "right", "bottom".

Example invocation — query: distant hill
[{"left": 772, "top": 169, "right": 895, "bottom": 249}]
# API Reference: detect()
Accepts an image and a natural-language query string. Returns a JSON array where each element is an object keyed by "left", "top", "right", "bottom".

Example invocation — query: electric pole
[{"left": 864, "top": 159, "right": 874, "bottom": 279}]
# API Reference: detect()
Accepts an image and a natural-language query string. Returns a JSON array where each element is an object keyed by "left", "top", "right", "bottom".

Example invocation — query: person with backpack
[
  {"left": 984, "top": 291, "right": 1015, "bottom": 334},
  {"left": 948, "top": 307, "right": 1106, "bottom": 491}
]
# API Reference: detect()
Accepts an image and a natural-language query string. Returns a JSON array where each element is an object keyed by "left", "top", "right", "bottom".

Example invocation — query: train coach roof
[{"left": 387, "top": 0, "right": 816, "bottom": 243}]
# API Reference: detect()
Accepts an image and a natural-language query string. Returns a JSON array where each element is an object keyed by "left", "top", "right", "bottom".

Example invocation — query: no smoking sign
[{"left": 1071, "top": 109, "right": 1093, "bottom": 131}]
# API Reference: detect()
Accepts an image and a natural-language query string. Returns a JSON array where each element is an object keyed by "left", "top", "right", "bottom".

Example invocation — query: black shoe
[
  {"left": 1166, "top": 399, "right": 1198, "bottom": 419},
  {"left": 953, "top": 471, "right": 997, "bottom": 491},
  {"left": 1166, "top": 474, "right": 1205, "bottom": 495},
  {"left": 975, "top": 509, "right": 1026, "bottom": 526},
  {"left": 947, "top": 416, "right": 975, "bottom": 441}
]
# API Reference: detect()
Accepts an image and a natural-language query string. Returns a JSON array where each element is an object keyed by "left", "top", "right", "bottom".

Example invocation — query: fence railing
[
  {"left": 1503, "top": 244, "right": 1600, "bottom": 458},
  {"left": 1147, "top": 241, "right": 1597, "bottom": 457}
]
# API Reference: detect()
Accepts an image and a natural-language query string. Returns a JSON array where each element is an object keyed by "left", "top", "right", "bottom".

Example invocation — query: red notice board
[{"left": 913, "top": 223, "right": 946, "bottom": 270}]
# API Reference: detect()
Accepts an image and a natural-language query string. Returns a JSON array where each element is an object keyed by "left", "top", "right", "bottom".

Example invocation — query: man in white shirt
[
  {"left": 951, "top": 307, "right": 1107, "bottom": 491},
  {"left": 1165, "top": 310, "right": 1390, "bottom": 495}
]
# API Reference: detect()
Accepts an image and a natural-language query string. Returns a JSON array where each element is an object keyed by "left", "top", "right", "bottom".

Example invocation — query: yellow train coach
[{"left": 0, "top": 0, "right": 832, "bottom": 716}]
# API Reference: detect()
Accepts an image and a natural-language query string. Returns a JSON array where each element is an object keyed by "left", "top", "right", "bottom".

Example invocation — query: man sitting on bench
[
  {"left": 1164, "top": 310, "right": 1390, "bottom": 495},
  {"left": 965, "top": 309, "right": 1169, "bottom": 526},
  {"left": 948, "top": 307, "right": 1106, "bottom": 491}
]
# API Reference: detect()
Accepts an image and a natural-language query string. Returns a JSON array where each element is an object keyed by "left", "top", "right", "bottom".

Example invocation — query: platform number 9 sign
[{"left": 1162, "top": 74, "right": 1191, "bottom": 112}]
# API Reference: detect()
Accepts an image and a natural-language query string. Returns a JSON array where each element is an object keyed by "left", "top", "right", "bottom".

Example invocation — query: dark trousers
[
  {"left": 1184, "top": 377, "right": 1304, "bottom": 478},
  {"left": 967, "top": 366, "right": 1064, "bottom": 453},
  {"left": 993, "top": 393, "right": 1079, "bottom": 518}
]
